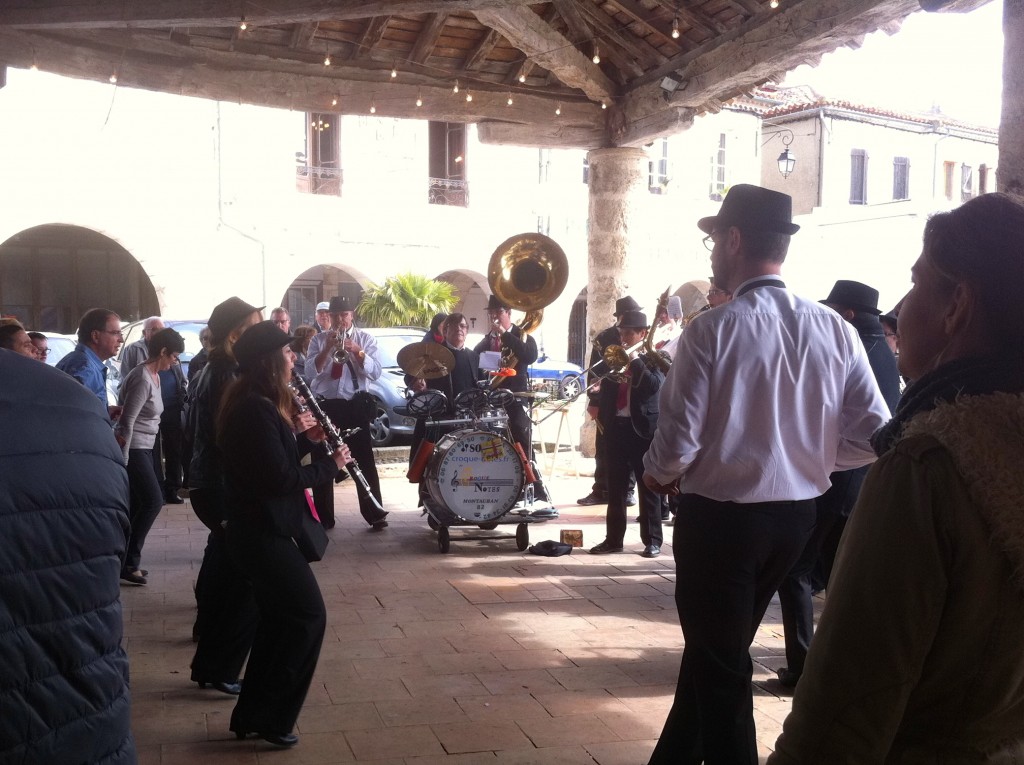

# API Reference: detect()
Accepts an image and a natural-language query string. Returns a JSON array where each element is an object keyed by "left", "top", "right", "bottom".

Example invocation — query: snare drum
[{"left": 423, "top": 429, "right": 525, "bottom": 525}]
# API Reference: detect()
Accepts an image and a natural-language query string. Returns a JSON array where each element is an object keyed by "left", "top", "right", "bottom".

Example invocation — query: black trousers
[
  {"left": 605, "top": 418, "right": 661, "bottom": 547},
  {"left": 189, "top": 489, "right": 259, "bottom": 685},
  {"left": 591, "top": 418, "right": 635, "bottom": 497},
  {"left": 312, "top": 398, "right": 385, "bottom": 527},
  {"left": 649, "top": 494, "right": 815, "bottom": 765},
  {"left": 226, "top": 525, "right": 326, "bottom": 736},
  {"left": 124, "top": 447, "right": 163, "bottom": 573},
  {"left": 778, "top": 467, "right": 866, "bottom": 674},
  {"left": 160, "top": 406, "right": 184, "bottom": 498}
]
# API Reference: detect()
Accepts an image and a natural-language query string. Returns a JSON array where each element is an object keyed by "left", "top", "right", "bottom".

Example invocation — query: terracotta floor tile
[
  {"left": 474, "top": 669, "right": 565, "bottom": 696},
  {"left": 454, "top": 694, "right": 551, "bottom": 723},
  {"left": 431, "top": 721, "right": 533, "bottom": 753},
  {"left": 374, "top": 696, "right": 470, "bottom": 727},
  {"left": 344, "top": 724, "right": 444, "bottom": 760},
  {"left": 517, "top": 715, "right": 621, "bottom": 748}
]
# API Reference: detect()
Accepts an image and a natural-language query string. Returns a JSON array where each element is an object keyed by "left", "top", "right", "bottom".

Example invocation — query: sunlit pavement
[{"left": 124, "top": 452, "right": 810, "bottom": 764}]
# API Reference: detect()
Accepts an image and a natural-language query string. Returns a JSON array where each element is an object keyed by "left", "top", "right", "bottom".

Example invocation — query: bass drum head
[{"left": 425, "top": 429, "right": 525, "bottom": 524}]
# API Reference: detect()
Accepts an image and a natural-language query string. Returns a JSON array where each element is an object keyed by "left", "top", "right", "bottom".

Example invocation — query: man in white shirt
[
  {"left": 643, "top": 184, "right": 889, "bottom": 765},
  {"left": 305, "top": 296, "right": 388, "bottom": 530}
]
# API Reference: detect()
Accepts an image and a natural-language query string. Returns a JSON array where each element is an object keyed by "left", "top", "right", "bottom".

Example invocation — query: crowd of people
[{"left": 2, "top": 184, "right": 1023, "bottom": 761}]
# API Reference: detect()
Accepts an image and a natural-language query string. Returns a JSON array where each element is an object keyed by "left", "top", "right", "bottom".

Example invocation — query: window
[
  {"left": 710, "top": 133, "right": 727, "bottom": 200},
  {"left": 582, "top": 155, "right": 590, "bottom": 185},
  {"left": 648, "top": 138, "right": 670, "bottom": 194},
  {"left": 961, "top": 164, "right": 973, "bottom": 202},
  {"left": 428, "top": 121, "right": 468, "bottom": 206},
  {"left": 850, "top": 149, "right": 868, "bottom": 205},
  {"left": 979, "top": 164, "right": 990, "bottom": 194},
  {"left": 297, "top": 113, "right": 341, "bottom": 196},
  {"left": 943, "top": 162, "right": 955, "bottom": 200},
  {"left": 892, "top": 156, "right": 910, "bottom": 200}
]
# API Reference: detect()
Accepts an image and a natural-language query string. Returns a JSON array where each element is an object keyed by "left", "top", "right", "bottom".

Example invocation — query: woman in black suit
[{"left": 216, "top": 321, "right": 350, "bottom": 748}]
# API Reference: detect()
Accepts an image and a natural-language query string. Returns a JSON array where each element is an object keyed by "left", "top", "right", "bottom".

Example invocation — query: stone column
[
  {"left": 585, "top": 147, "right": 650, "bottom": 346},
  {"left": 1000, "top": 0, "right": 1023, "bottom": 194}
]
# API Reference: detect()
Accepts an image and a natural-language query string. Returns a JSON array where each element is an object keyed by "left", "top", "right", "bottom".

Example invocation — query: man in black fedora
[
  {"left": 774, "top": 279, "right": 902, "bottom": 688},
  {"left": 642, "top": 184, "right": 891, "bottom": 764},
  {"left": 589, "top": 310, "right": 665, "bottom": 558},
  {"left": 305, "top": 295, "right": 389, "bottom": 531},
  {"left": 577, "top": 295, "right": 641, "bottom": 507}
]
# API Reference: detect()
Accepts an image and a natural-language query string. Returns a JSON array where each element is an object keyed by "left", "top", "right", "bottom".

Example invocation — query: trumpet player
[
  {"left": 588, "top": 310, "right": 665, "bottom": 558},
  {"left": 305, "top": 296, "right": 388, "bottom": 531}
]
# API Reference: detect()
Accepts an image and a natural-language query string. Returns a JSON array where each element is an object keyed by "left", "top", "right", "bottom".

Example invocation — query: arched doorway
[
  {"left": 435, "top": 269, "right": 487, "bottom": 333},
  {"left": 280, "top": 264, "right": 364, "bottom": 329},
  {"left": 0, "top": 224, "right": 157, "bottom": 332}
]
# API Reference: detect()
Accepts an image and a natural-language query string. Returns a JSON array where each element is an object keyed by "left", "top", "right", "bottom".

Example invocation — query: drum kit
[{"left": 398, "top": 231, "right": 568, "bottom": 553}]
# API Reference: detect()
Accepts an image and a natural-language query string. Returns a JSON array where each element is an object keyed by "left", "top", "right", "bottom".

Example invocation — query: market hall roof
[{"left": 0, "top": 0, "right": 993, "bottom": 149}]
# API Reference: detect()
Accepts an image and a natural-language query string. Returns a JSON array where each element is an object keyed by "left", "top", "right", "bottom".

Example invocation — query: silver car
[{"left": 362, "top": 327, "right": 428, "bottom": 447}]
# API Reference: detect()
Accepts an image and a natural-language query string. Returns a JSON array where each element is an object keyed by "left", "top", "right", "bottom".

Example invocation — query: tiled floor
[{"left": 123, "top": 456, "right": 811, "bottom": 764}]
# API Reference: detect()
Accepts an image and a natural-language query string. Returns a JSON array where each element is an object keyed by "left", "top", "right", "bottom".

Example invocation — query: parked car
[
  {"left": 113, "top": 319, "right": 207, "bottom": 380},
  {"left": 466, "top": 332, "right": 584, "bottom": 399},
  {"left": 39, "top": 332, "right": 77, "bottom": 367},
  {"left": 361, "top": 326, "right": 429, "bottom": 447}
]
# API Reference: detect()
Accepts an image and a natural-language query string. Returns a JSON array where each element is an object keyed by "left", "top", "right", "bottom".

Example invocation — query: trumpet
[
  {"left": 332, "top": 327, "right": 351, "bottom": 364},
  {"left": 289, "top": 371, "right": 386, "bottom": 513}
]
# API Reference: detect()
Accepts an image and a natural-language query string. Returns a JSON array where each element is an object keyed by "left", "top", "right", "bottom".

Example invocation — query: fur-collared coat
[{"left": 769, "top": 391, "right": 1024, "bottom": 763}]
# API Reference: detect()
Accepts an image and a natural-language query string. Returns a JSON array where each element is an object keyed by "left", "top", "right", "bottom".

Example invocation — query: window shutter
[
  {"left": 892, "top": 156, "right": 909, "bottom": 200},
  {"left": 850, "top": 149, "right": 867, "bottom": 205}
]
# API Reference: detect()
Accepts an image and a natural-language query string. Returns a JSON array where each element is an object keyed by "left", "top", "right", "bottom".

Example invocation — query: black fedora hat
[
  {"left": 329, "top": 295, "right": 355, "bottom": 313},
  {"left": 233, "top": 320, "right": 293, "bottom": 370},
  {"left": 208, "top": 296, "right": 264, "bottom": 344},
  {"left": 613, "top": 295, "right": 641, "bottom": 316},
  {"left": 486, "top": 294, "right": 510, "bottom": 312},
  {"left": 822, "top": 280, "right": 881, "bottom": 314},
  {"left": 697, "top": 184, "right": 800, "bottom": 236},
  {"left": 617, "top": 310, "right": 649, "bottom": 329}
]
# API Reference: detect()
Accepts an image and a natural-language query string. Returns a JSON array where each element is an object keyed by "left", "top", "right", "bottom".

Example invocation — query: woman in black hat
[{"left": 217, "top": 321, "right": 350, "bottom": 748}]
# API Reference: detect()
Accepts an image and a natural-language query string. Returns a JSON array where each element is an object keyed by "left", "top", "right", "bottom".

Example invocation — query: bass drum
[{"left": 423, "top": 429, "right": 525, "bottom": 525}]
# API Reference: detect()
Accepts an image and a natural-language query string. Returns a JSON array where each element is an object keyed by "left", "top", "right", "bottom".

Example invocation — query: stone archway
[
  {"left": 0, "top": 224, "right": 157, "bottom": 333},
  {"left": 279, "top": 263, "right": 368, "bottom": 330},
  {"left": 436, "top": 268, "right": 487, "bottom": 334}
]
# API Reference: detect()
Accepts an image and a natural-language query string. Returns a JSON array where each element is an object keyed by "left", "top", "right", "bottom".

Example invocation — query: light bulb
[
  {"left": 770, "top": 0, "right": 779, "bottom": 6},
  {"left": 370, "top": 103, "right": 376, "bottom": 114},
  {"left": 416, "top": 93, "right": 423, "bottom": 107},
  {"left": 239, "top": 16, "right": 247, "bottom": 30},
  {"left": 465, "top": 92, "right": 472, "bottom": 102},
  {"left": 601, "top": 101, "right": 607, "bottom": 109},
  {"left": 555, "top": 104, "right": 561, "bottom": 116},
  {"left": 518, "top": 71, "right": 526, "bottom": 83},
  {"left": 109, "top": 72, "right": 118, "bottom": 84},
  {"left": 453, "top": 80, "right": 459, "bottom": 94},
  {"left": 331, "top": 96, "right": 338, "bottom": 106},
  {"left": 672, "top": 16, "right": 680, "bottom": 39},
  {"left": 30, "top": 62, "right": 39, "bottom": 72},
  {"left": 324, "top": 53, "right": 331, "bottom": 66},
  {"left": 507, "top": 93, "right": 513, "bottom": 106},
  {"left": 391, "top": 66, "right": 397, "bottom": 78},
  {"left": 592, "top": 45, "right": 600, "bottom": 64}
]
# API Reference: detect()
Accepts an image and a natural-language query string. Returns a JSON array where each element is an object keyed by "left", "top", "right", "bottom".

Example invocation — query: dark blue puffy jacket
[{"left": 0, "top": 349, "right": 136, "bottom": 764}]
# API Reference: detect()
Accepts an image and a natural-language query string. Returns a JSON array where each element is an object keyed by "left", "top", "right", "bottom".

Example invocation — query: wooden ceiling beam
[
  {"left": 473, "top": 6, "right": 617, "bottom": 103},
  {"left": 723, "top": 0, "right": 766, "bottom": 17},
  {"left": 0, "top": 0, "right": 539, "bottom": 30},
  {"left": 463, "top": 27, "right": 500, "bottom": 71},
  {"left": 288, "top": 22, "right": 317, "bottom": 50},
  {"left": 477, "top": 119, "right": 607, "bottom": 148},
  {"left": 409, "top": 12, "right": 446, "bottom": 64}
]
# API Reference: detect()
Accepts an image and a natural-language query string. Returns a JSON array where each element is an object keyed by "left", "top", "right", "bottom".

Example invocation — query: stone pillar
[
  {"left": 585, "top": 147, "right": 650, "bottom": 346},
  {"left": 1000, "top": 0, "right": 1024, "bottom": 194}
]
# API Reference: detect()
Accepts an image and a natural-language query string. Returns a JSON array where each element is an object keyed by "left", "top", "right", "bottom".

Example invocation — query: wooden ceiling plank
[
  {"left": 723, "top": 0, "right": 765, "bottom": 18},
  {"left": 575, "top": 0, "right": 666, "bottom": 69},
  {"left": 349, "top": 16, "right": 390, "bottom": 59},
  {"left": 0, "top": 0, "right": 540, "bottom": 30},
  {"left": 551, "top": 0, "right": 592, "bottom": 45},
  {"left": 474, "top": 6, "right": 617, "bottom": 102},
  {"left": 610, "top": 0, "right": 715, "bottom": 43},
  {"left": 409, "top": 12, "right": 446, "bottom": 64},
  {"left": 648, "top": 0, "right": 727, "bottom": 36},
  {"left": 288, "top": 22, "right": 317, "bottom": 49}
]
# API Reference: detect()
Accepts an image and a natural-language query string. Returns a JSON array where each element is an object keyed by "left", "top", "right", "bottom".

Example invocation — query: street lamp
[{"left": 773, "top": 129, "right": 796, "bottom": 179}]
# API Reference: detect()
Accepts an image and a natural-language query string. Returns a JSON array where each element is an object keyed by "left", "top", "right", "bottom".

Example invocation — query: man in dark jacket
[
  {"left": 776, "top": 279, "right": 901, "bottom": 688},
  {"left": 0, "top": 349, "right": 136, "bottom": 764},
  {"left": 578, "top": 295, "right": 640, "bottom": 506},
  {"left": 587, "top": 311, "right": 666, "bottom": 558}
]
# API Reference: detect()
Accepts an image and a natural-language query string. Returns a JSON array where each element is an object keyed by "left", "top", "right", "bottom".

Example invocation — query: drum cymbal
[{"left": 397, "top": 342, "right": 455, "bottom": 380}]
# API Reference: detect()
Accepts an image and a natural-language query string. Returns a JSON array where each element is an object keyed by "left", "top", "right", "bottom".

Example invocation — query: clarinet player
[{"left": 304, "top": 296, "right": 389, "bottom": 530}]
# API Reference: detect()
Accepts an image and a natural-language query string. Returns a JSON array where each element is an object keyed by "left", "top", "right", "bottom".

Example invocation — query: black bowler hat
[
  {"left": 329, "top": 295, "right": 356, "bottom": 313},
  {"left": 486, "top": 294, "right": 510, "bottom": 312},
  {"left": 822, "top": 280, "right": 882, "bottom": 314},
  {"left": 613, "top": 295, "right": 641, "bottom": 316},
  {"left": 233, "top": 320, "right": 293, "bottom": 370},
  {"left": 208, "top": 296, "right": 264, "bottom": 345},
  {"left": 617, "top": 310, "right": 649, "bottom": 329},
  {"left": 697, "top": 184, "right": 800, "bottom": 236}
]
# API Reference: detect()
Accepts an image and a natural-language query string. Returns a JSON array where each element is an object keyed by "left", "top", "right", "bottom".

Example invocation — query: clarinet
[{"left": 290, "top": 370, "right": 386, "bottom": 513}]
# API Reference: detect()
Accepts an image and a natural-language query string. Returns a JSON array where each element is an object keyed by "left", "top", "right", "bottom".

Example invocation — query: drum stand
[{"left": 513, "top": 392, "right": 557, "bottom": 519}]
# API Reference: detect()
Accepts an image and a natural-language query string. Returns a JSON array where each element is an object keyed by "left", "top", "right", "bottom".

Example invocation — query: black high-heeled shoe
[
  {"left": 234, "top": 731, "right": 298, "bottom": 747},
  {"left": 197, "top": 679, "right": 241, "bottom": 695}
]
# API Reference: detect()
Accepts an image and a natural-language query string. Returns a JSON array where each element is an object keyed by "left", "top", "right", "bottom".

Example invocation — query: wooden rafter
[
  {"left": 576, "top": 1, "right": 668, "bottom": 71},
  {"left": 463, "top": 27, "right": 500, "bottom": 70},
  {"left": 648, "top": 0, "right": 726, "bottom": 37},
  {"left": 473, "top": 6, "right": 617, "bottom": 103},
  {"left": 351, "top": 15, "right": 390, "bottom": 59},
  {"left": 409, "top": 12, "right": 446, "bottom": 64},
  {"left": 288, "top": 22, "right": 317, "bottom": 49},
  {"left": 0, "top": 0, "right": 539, "bottom": 30}
]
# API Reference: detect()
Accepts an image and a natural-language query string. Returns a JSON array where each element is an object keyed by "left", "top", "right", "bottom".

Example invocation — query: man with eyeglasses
[
  {"left": 27, "top": 331, "right": 49, "bottom": 361},
  {"left": 706, "top": 275, "right": 733, "bottom": 308},
  {"left": 56, "top": 308, "right": 124, "bottom": 421},
  {"left": 643, "top": 185, "right": 889, "bottom": 765},
  {"left": 270, "top": 307, "right": 291, "bottom": 333}
]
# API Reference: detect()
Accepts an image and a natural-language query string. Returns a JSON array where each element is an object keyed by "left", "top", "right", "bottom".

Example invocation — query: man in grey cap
[
  {"left": 642, "top": 185, "right": 890, "bottom": 764},
  {"left": 314, "top": 301, "right": 331, "bottom": 333}
]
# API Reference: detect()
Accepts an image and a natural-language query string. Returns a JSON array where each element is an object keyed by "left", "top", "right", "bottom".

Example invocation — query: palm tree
[{"left": 356, "top": 273, "right": 456, "bottom": 328}]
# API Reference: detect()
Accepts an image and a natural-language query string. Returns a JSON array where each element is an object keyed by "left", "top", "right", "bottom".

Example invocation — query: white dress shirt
[
  {"left": 643, "top": 276, "right": 890, "bottom": 503},
  {"left": 304, "top": 327, "right": 382, "bottom": 399}
]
